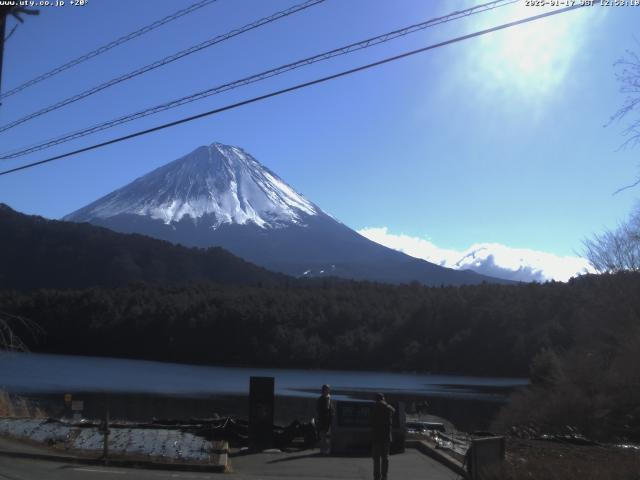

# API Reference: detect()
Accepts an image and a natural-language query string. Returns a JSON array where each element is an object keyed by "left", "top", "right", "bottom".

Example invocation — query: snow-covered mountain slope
[
  {"left": 65, "top": 142, "right": 510, "bottom": 286},
  {"left": 66, "top": 143, "right": 318, "bottom": 229}
]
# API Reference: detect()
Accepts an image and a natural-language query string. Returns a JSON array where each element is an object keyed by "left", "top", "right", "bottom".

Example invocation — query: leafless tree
[
  {"left": 610, "top": 48, "right": 640, "bottom": 193},
  {"left": 0, "top": 312, "right": 44, "bottom": 418},
  {"left": 584, "top": 48, "right": 640, "bottom": 271},
  {"left": 583, "top": 208, "right": 640, "bottom": 273},
  {"left": 0, "top": 311, "right": 42, "bottom": 352}
]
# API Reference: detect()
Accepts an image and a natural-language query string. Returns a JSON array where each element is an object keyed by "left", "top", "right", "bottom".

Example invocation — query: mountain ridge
[
  {"left": 65, "top": 142, "right": 512, "bottom": 286},
  {"left": 0, "top": 203, "right": 288, "bottom": 290}
]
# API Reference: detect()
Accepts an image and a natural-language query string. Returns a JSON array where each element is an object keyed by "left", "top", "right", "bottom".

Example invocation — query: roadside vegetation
[
  {"left": 0, "top": 312, "right": 44, "bottom": 418},
  {"left": 503, "top": 439, "right": 640, "bottom": 480},
  {"left": 0, "top": 391, "right": 43, "bottom": 418}
]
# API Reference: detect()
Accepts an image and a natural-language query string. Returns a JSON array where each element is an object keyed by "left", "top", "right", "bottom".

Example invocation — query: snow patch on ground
[{"left": 0, "top": 418, "right": 214, "bottom": 463}]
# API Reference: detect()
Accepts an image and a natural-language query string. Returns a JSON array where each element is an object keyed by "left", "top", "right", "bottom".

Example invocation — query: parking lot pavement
[
  {"left": 0, "top": 456, "right": 215, "bottom": 480},
  {"left": 228, "top": 448, "right": 461, "bottom": 480},
  {"left": 0, "top": 444, "right": 461, "bottom": 480}
]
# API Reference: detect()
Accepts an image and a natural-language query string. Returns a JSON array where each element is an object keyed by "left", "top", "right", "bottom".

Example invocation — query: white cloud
[{"left": 357, "top": 226, "right": 592, "bottom": 282}]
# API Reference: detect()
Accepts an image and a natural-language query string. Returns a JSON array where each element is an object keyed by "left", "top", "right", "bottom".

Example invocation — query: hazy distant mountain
[
  {"left": 65, "top": 142, "right": 508, "bottom": 286},
  {"left": 357, "top": 227, "right": 591, "bottom": 283},
  {"left": 452, "top": 246, "right": 548, "bottom": 283},
  {"left": 0, "top": 203, "right": 287, "bottom": 290}
]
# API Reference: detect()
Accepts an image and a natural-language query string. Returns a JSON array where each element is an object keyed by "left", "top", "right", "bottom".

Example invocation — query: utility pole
[
  {"left": 0, "top": 7, "right": 9, "bottom": 98},
  {"left": 0, "top": 6, "right": 39, "bottom": 103}
]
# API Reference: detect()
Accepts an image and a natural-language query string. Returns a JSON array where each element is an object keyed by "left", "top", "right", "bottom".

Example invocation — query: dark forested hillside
[
  {"left": 3, "top": 272, "right": 639, "bottom": 378},
  {"left": 0, "top": 204, "right": 287, "bottom": 289}
]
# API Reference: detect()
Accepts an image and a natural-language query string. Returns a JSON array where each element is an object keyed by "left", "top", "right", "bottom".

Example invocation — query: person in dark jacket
[
  {"left": 316, "top": 384, "right": 332, "bottom": 455},
  {"left": 370, "top": 393, "right": 395, "bottom": 480}
]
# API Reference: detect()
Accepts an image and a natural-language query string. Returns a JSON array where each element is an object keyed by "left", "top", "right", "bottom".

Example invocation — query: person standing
[
  {"left": 316, "top": 384, "right": 333, "bottom": 455},
  {"left": 370, "top": 393, "right": 395, "bottom": 480}
]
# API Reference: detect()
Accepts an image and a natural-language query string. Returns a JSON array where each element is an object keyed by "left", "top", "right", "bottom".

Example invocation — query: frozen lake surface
[{"left": 0, "top": 353, "right": 527, "bottom": 401}]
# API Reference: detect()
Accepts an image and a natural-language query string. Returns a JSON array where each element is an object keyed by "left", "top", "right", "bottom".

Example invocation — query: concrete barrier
[{"left": 406, "top": 439, "right": 467, "bottom": 478}]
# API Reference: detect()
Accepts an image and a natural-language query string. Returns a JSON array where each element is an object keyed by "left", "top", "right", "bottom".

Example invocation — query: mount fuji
[{"left": 65, "top": 142, "right": 506, "bottom": 286}]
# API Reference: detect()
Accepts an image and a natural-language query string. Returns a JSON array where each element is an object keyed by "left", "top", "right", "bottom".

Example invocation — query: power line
[
  {"left": 0, "top": 3, "right": 587, "bottom": 178},
  {"left": 0, "top": 0, "right": 218, "bottom": 101},
  {"left": 0, "top": 0, "right": 326, "bottom": 134},
  {"left": 0, "top": 0, "right": 518, "bottom": 161}
]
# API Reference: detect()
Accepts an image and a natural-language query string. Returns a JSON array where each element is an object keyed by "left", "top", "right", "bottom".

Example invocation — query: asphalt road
[
  {"left": 0, "top": 449, "right": 461, "bottom": 479},
  {"left": 0, "top": 456, "right": 213, "bottom": 480},
  {"left": 229, "top": 449, "right": 461, "bottom": 479}
]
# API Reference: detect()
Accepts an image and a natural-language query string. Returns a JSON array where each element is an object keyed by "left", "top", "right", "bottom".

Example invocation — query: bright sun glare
[{"left": 468, "top": 3, "right": 596, "bottom": 98}]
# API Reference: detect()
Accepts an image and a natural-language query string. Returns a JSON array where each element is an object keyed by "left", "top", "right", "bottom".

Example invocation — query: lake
[{"left": 0, "top": 352, "right": 528, "bottom": 429}]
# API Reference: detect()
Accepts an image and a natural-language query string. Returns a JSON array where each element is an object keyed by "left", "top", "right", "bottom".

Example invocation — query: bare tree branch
[
  {"left": 608, "top": 45, "right": 640, "bottom": 193},
  {"left": 583, "top": 207, "right": 640, "bottom": 273},
  {"left": 0, "top": 311, "right": 43, "bottom": 352},
  {"left": 613, "top": 177, "right": 640, "bottom": 195}
]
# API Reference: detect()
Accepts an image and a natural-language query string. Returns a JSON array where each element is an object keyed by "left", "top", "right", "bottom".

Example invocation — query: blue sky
[{"left": 1, "top": 0, "right": 639, "bottom": 280}]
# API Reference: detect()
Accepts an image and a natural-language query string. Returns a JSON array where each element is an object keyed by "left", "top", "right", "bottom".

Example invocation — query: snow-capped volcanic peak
[{"left": 67, "top": 142, "right": 319, "bottom": 228}]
